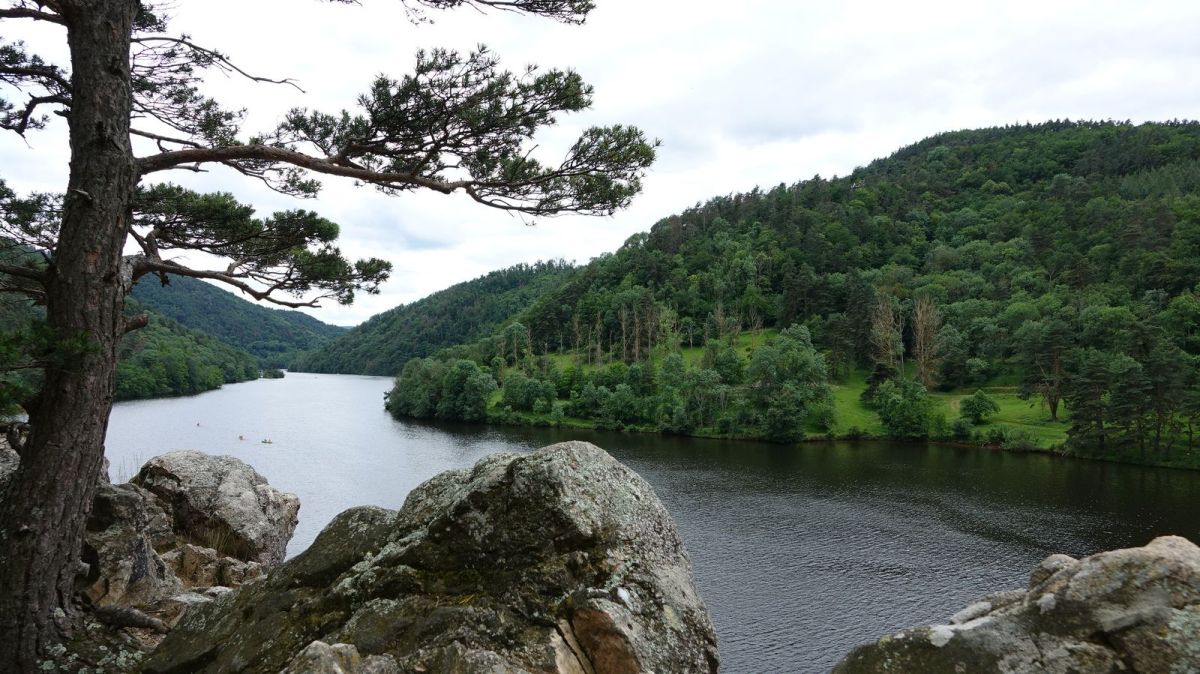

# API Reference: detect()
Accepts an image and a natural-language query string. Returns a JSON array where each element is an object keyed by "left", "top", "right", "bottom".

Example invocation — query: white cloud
[{"left": 4, "top": 0, "right": 1200, "bottom": 324}]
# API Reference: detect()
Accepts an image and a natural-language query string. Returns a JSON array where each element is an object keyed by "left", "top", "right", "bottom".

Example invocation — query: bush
[
  {"left": 1000, "top": 427, "right": 1037, "bottom": 451},
  {"left": 951, "top": 417, "right": 975, "bottom": 441},
  {"left": 875, "top": 378, "right": 936, "bottom": 440},
  {"left": 959, "top": 389, "right": 1000, "bottom": 424},
  {"left": 979, "top": 424, "right": 1037, "bottom": 450}
]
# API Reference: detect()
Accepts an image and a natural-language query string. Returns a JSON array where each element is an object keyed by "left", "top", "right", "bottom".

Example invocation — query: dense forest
[
  {"left": 114, "top": 302, "right": 261, "bottom": 400},
  {"left": 132, "top": 274, "right": 346, "bottom": 368},
  {"left": 0, "top": 293, "right": 262, "bottom": 411},
  {"left": 292, "top": 261, "right": 576, "bottom": 375},
  {"left": 383, "top": 121, "right": 1200, "bottom": 468}
]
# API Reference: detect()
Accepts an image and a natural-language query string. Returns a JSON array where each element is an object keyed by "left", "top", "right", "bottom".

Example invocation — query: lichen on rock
[
  {"left": 833, "top": 535, "right": 1200, "bottom": 673},
  {"left": 131, "top": 450, "right": 300, "bottom": 567},
  {"left": 143, "top": 441, "right": 720, "bottom": 673}
]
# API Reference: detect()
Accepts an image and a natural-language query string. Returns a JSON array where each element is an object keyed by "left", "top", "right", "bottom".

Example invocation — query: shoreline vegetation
[
  {"left": 386, "top": 323, "right": 1198, "bottom": 472},
  {"left": 386, "top": 351, "right": 1200, "bottom": 472}
]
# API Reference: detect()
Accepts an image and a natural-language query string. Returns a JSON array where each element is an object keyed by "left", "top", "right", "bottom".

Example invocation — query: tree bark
[{"left": 0, "top": 0, "right": 138, "bottom": 667}]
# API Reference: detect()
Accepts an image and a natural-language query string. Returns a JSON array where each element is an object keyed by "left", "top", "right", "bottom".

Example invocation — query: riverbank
[{"left": 475, "top": 366, "right": 1200, "bottom": 471}]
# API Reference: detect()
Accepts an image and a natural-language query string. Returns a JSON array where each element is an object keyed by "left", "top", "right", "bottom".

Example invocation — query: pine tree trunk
[{"left": 0, "top": 1, "right": 138, "bottom": 667}]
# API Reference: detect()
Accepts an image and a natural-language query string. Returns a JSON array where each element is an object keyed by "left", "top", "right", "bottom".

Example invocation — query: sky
[{"left": 4, "top": 0, "right": 1200, "bottom": 325}]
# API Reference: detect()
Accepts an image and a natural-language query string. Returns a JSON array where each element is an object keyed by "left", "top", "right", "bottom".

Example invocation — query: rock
[
  {"left": 132, "top": 450, "right": 300, "bottom": 567},
  {"left": 158, "top": 591, "right": 217, "bottom": 628},
  {"left": 281, "top": 641, "right": 400, "bottom": 674},
  {"left": 78, "top": 483, "right": 182, "bottom": 609},
  {"left": 833, "top": 535, "right": 1200, "bottom": 673},
  {"left": 161, "top": 543, "right": 263, "bottom": 589},
  {"left": 0, "top": 440, "right": 18, "bottom": 496},
  {"left": 1029, "top": 552, "right": 1078, "bottom": 589},
  {"left": 92, "top": 605, "right": 169, "bottom": 634},
  {"left": 144, "top": 441, "right": 720, "bottom": 674}
]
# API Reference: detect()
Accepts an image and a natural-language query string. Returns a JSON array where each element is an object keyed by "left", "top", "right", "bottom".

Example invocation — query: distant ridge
[
  {"left": 132, "top": 274, "right": 346, "bottom": 368},
  {"left": 291, "top": 260, "right": 576, "bottom": 376}
]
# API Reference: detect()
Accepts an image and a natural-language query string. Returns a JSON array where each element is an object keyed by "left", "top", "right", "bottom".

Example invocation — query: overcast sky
[{"left": 5, "top": 0, "right": 1200, "bottom": 325}]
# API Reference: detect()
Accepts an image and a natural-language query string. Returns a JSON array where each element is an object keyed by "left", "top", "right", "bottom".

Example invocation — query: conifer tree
[{"left": 0, "top": 0, "right": 654, "bottom": 665}]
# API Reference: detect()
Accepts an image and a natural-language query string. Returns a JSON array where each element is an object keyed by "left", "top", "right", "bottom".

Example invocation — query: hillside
[
  {"left": 388, "top": 121, "right": 1200, "bottom": 468},
  {"left": 291, "top": 260, "right": 576, "bottom": 376},
  {"left": 0, "top": 293, "right": 261, "bottom": 408},
  {"left": 132, "top": 274, "right": 346, "bottom": 368},
  {"left": 115, "top": 300, "right": 261, "bottom": 400}
]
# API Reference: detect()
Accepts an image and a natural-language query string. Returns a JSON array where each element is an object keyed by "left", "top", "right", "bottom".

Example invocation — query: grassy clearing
[
  {"left": 828, "top": 370, "right": 884, "bottom": 437},
  {"left": 935, "top": 389, "right": 1069, "bottom": 448},
  {"left": 503, "top": 330, "right": 1071, "bottom": 449},
  {"left": 826, "top": 372, "right": 1070, "bottom": 449}
]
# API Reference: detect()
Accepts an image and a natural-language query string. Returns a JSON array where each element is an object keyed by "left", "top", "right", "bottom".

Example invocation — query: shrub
[{"left": 960, "top": 390, "right": 1000, "bottom": 424}]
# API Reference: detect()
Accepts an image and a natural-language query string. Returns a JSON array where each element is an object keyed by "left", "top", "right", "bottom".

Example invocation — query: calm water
[{"left": 105, "top": 374, "right": 1200, "bottom": 673}]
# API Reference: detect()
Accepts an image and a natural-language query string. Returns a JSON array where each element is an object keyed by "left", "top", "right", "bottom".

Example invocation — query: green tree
[
  {"left": 436, "top": 359, "right": 497, "bottom": 422},
  {"left": 701, "top": 338, "right": 745, "bottom": 385},
  {"left": 875, "top": 378, "right": 937, "bottom": 440},
  {"left": 1014, "top": 316, "right": 1072, "bottom": 421},
  {"left": 959, "top": 390, "right": 1000, "bottom": 425},
  {"left": 744, "top": 325, "right": 834, "bottom": 441},
  {"left": 386, "top": 358, "right": 447, "bottom": 419},
  {"left": 0, "top": 2, "right": 654, "bottom": 660}
]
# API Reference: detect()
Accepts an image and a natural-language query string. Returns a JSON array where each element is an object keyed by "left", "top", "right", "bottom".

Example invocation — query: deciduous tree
[{"left": 912, "top": 294, "right": 941, "bottom": 387}]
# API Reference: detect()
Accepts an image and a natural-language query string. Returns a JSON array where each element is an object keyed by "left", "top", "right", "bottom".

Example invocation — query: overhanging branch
[
  {"left": 132, "top": 36, "right": 305, "bottom": 92},
  {"left": 137, "top": 144, "right": 461, "bottom": 193},
  {"left": 0, "top": 7, "right": 64, "bottom": 25},
  {"left": 129, "top": 256, "right": 326, "bottom": 308},
  {"left": 0, "top": 262, "right": 45, "bottom": 284}
]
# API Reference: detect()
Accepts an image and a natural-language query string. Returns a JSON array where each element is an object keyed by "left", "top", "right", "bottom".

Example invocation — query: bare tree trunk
[
  {"left": 594, "top": 317, "right": 603, "bottom": 365},
  {"left": 0, "top": 1, "right": 138, "bottom": 667},
  {"left": 633, "top": 310, "right": 641, "bottom": 362},
  {"left": 619, "top": 306, "right": 628, "bottom": 362},
  {"left": 869, "top": 297, "right": 901, "bottom": 372},
  {"left": 912, "top": 295, "right": 941, "bottom": 388}
]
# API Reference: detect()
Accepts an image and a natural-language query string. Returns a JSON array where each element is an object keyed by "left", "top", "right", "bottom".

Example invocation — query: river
[{"left": 105, "top": 373, "right": 1200, "bottom": 673}]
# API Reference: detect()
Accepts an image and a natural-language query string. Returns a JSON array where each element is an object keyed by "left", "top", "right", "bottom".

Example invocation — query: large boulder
[
  {"left": 132, "top": 450, "right": 300, "bottom": 567},
  {"left": 833, "top": 535, "right": 1200, "bottom": 673},
  {"left": 76, "top": 451, "right": 296, "bottom": 652},
  {"left": 79, "top": 483, "right": 181, "bottom": 609},
  {"left": 144, "top": 441, "right": 720, "bottom": 674}
]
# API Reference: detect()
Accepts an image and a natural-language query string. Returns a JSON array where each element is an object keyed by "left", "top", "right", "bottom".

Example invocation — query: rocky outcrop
[
  {"left": 833, "top": 535, "right": 1200, "bottom": 674},
  {"left": 70, "top": 450, "right": 299, "bottom": 655},
  {"left": 79, "top": 483, "right": 182, "bottom": 609},
  {"left": 144, "top": 441, "right": 720, "bottom": 674},
  {"left": 132, "top": 450, "right": 300, "bottom": 567},
  {"left": 280, "top": 642, "right": 400, "bottom": 674},
  {"left": 161, "top": 543, "right": 264, "bottom": 589}
]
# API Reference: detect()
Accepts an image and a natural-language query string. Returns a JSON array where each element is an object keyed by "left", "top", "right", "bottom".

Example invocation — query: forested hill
[
  {"left": 132, "top": 274, "right": 346, "bottom": 368},
  {"left": 390, "top": 120, "right": 1200, "bottom": 467},
  {"left": 0, "top": 293, "right": 261, "bottom": 408},
  {"left": 511, "top": 121, "right": 1199, "bottom": 358},
  {"left": 115, "top": 300, "right": 260, "bottom": 400},
  {"left": 291, "top": 261, "right": 576, "bottom": 375}
]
